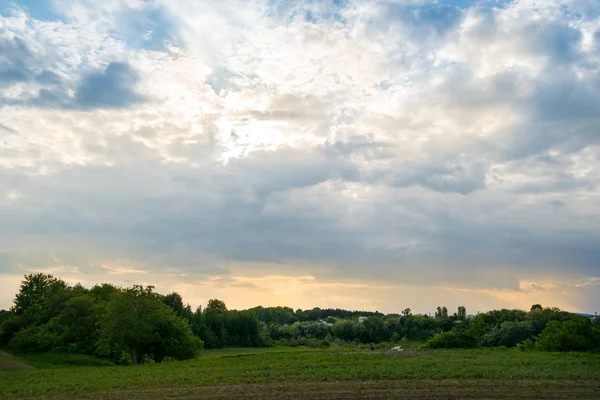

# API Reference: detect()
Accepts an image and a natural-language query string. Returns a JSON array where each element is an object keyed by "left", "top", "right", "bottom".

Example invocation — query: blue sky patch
[
  {"left": 1, "top": 0, "right": 63, "bottom": 21},
  {"left": 113, "top": 5, "right": 178, "bottom": 51}
]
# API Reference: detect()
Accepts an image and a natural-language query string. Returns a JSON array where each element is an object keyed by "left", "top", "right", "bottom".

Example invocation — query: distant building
[
  {"left": 318, "top": 319, "right": 334, "bottom": 327},
  {"left": 358, "top": 316, "right": 368, "bottom": 323}
]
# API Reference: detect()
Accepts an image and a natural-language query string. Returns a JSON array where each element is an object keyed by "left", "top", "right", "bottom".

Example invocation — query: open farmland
[{"left": 1, "top": 348, "right": 599, "bottom": 399}]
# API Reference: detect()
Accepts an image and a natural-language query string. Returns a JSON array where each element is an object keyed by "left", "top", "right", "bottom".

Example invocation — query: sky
[{"left": 0, "top": 0, "right": 599, "bottom": 315}]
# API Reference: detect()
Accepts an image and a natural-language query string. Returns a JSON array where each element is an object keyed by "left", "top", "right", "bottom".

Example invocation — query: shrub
[
  {"left": 481, "top": 321, "right": 535, "bottom": 348},
  {"left": 8, "top": 325, "right": 60, "bottom": 354},
  {"left": 423, "top": 329, "right": 477, "bottom": 349},
  {"left": 535, "top": 318, "right": 600, "bottom": 352},
  {"left": 516, "top": 338, "right": 535, "bottom": 351}
]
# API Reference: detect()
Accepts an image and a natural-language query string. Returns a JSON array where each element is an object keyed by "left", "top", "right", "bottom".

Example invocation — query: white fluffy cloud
[{"left": 1, "top": 0, "right": 599, "bottom": 313}]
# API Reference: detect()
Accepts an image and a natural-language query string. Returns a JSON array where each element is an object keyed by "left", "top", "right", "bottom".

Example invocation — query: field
[{"left": 1, "top": 348, "right": 599, "bottom": 399}]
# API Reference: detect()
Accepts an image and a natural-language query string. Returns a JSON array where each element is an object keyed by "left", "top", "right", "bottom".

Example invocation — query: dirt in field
[
  {"left": 34, "top": 380, "right": 600, "bottom": 400},
  {"left": 0, "top": 352, "right": 34, "bottom": 371}
]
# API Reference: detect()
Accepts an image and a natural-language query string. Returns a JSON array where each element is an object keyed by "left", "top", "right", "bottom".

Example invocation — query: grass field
[
  {"left": 0, "top": 352, "right": 34, "bottom": 371},
  {"left": 1, "top": 347, "right": 599, "bottom": 399}
]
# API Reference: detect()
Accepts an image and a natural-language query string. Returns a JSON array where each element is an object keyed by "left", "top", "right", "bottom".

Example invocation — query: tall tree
[
  {"left": 457, "top": 306, "right": 467, "bottom": 320},
  {"left": 97, "top": 285, "right": 161, "bottom": 364},
  {"left": 12, "top": 274, "right": 70, "bottom": 325},
  {"left": 206, "top": 299, "right": 227, "bottom": 314},
  {"left": 163, "top": 292, "right": 192, "bottom": 320}
]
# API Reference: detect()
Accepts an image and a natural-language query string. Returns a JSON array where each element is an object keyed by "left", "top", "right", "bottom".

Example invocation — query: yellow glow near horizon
[{"left": 1, "top": 270, "right": 596, "bottom": 315}]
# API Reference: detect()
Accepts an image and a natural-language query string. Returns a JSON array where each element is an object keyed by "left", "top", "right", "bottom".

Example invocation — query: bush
[
  {"left": 8, "top": 325, "right": 60, "bottom": 354},
  {"left": 481, "top": 321, "right": 535, "bottom": 348},
  {"left": 423, "top": 329, "right": 477, "bottom": 349},
  {"left": 535, "top": 318, "right": 600, "bottom": 352},
  {"left": 516, "top": 338, "right": 534, "bottom": 351}
]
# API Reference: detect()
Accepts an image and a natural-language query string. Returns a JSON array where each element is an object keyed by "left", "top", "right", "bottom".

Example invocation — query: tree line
[{"left": 0, "top": 274, "right": 598, "bottom": 365}]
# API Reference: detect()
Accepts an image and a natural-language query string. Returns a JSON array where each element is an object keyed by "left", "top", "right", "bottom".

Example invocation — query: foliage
[
  {"left": 163, "top": 292, "right": 192, "bottom": 321},
  {"left": 535, "top": 318, "right": 600, "bottom": 352},
  {"left": 95, "top": 286, "right": 202, "bottom": 364},
  {"left": 2, "top": 274, "right": 597, "bottom": 356},
  {"left": 1, "top": 275, "right": 201, "bottom": 364},
  {"left": 206, "top": 299, "right": 227, "bottom": 314},
  {"left": 423, "top": 328, "right": 477, "bottom": 349},
  {"left": 481, "top": 321, "right": 535, "bottom": 348},
  {"left": 250, "top": 306, "right": 383, "bottom": 325}
]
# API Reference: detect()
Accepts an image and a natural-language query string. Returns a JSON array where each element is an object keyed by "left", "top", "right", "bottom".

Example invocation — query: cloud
[
  {"left": 0, "top": 122, "right": 16, "bottom": 132},
  {"left": 1, "top": 0, "right": 600, "bottom": 313},
  {"left": 391, "top": 162, "right": 487, "bottom": 195},
  {"left": 73, "top": 62, "right": 143, "bottom": 108},
  {"left": 0, "top": 29, "right": 34, "bottom": 86},
  {"left": 525, "top": 21, "right": 582, "bottom": 63},
  {"left": 1, "top": 60, "right": 144, "bottom": 109}
]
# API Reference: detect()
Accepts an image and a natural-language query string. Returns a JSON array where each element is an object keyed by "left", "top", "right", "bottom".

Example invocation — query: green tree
[
  {"left": 206, "top": 299, "right": 227, "bottom": 314},
  {"left": 163, "top": 292, "right": 192, "bottom": 321},
  {"left": 468, "top": 314, "right": 487, "bottom": 339},
  {"left": 147, "top": 306, "right": 203, "bottom": 362},
  {"left": 423, "top": 328, "right": 477, "bottom": 349},
  {"left": 96, "top": 285, "right": 161, "bottom": 364},
  {"left": 49, "top": 293, "right": 100, "bottom": 353},
  {"left": 12, "top": 274, "right": 70, "bottom": 326},
  {"left": 481, "top": 321, "right": 535, "bottom": 348},
  {"left": 535, "top": 318, "right": 599, "bottom": 352},
  {"left": 203, "top": 300, "right": 228, "bottom": 348},
  {"left": 457, "top": 306, "right": 467, "bottom": 320},
  {"left": 163, "top": 292, "right": 185, "bottom": 316},
  {"left": 97, "top": 285, "right": 201, "bottom": 363},
  {"left": 435, "top": 306, "right": 449, "bottom": 320},
  {"left": 1, "top": 274, "right": 70, "bottom": 346},
  {"left": 333, "top": 320, "right": 355, "bottom": 342}
]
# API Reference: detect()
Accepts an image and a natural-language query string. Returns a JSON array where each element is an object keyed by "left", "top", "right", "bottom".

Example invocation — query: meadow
[{"left": 1, "top": 347, "right": 599, "bottom": 399}]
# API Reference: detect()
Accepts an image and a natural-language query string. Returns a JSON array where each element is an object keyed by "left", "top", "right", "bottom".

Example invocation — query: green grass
[
  {"left": 0, "top": 352, "right": 33, "bottom": 371},
  {"left": 1, "top": 348, "right": 599, "bottom": 399},
  {"left": 201, "top": 346, "right": 314, "bottom": 358},
  {"left": 20, "top": 352, "right": 115, "bottom": 368}
]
